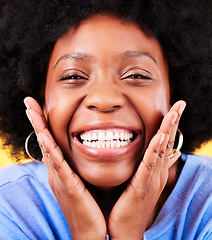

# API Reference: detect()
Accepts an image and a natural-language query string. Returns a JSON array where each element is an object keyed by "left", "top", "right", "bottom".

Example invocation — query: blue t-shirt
[{"left": 0, "top": 154, "right": 211, "bottom": 240}]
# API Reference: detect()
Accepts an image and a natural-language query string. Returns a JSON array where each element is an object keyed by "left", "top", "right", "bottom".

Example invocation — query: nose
[{"left": 84, "top": 83, "right": 126, "bottom": 113}]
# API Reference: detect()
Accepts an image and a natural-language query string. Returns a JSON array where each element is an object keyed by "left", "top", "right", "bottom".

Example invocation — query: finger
[
  {"left": 154, "top": 110, "right": 178, "bottom": 171},
  {"left": 157, "top": 101, "right": 186, "bottom": 158},
  {"left": 24, "top": 96, "right": 43, "bottom": 113},
  {"left": 33, "top": 128, "right": 56, "bottom": 183},
  {"left": 130, "top": 101, "right": 186, "bottom": 196},
  {"left": 151, "top": 101, "right": 186, "bottom": 179},
  {"left": 132, "top": 132, "right": 165, "bottom": 190},
  {"left": 167, "top": 100, "right": 186, "bottom": 114},
  {"left": 26, "top": 106, "right": 62, "bottom": 172},
  {"left": 158, "top": 111, "right": 178, "bottom": 159},
  {"left": 24, "top": 97, "right": 48, "bottom": 128},
  {"left": 26, "top": 108, "right": 54, "bottom": 144},
  {"left": 25, "top": 99, "right": 86, "bottom": 197},
  {"left": 37, "top": 131, "right": 83, "bottom": 190},
  {"left": 165, "top": 101, "right": 186, "bottom": 158},
  {"left": 167, "top": 151, "right": 181, "bottom": 169},
  {"left": 38, "top": 140, "right": 54, "bottom": 179}
]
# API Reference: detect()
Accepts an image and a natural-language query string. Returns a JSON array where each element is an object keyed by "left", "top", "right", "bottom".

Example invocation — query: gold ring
[{"left": 164, "top": 129, "right": 183, "bottom": 159}]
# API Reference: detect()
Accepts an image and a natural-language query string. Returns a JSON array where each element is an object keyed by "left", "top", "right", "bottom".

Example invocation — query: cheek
[
  {"left": 131, "top": 86, "right": 170, "bottom": 147},
  {"left": 45, "top": 88, "right": 79, "bottom": 146}
]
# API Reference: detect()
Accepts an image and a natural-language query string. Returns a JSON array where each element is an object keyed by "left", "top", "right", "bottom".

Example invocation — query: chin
[{"left": 76, "top": 163, "right": 135, "bottom": 188}]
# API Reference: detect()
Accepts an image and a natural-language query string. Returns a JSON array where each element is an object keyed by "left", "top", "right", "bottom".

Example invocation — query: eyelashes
[
  {"left": 59, "top": 75, "right": 88, "bottom": 88},
  {"left": 58, "top": 69, "right": 89, "bottom": 87},
  {"left": 120, "top": 67, "right": 154, "bottom": 86},
  {"left": 60, "top": 74, "right": 88, "bottom": 81},
  {"left": 58, "top": 68, "right": 154, "bottom": 88},
  {"left": 121, "top": 75, "right": 153, "bottom": 87},
  {"left": 125, "top": 74, "right": 151, "bottom": 80}
]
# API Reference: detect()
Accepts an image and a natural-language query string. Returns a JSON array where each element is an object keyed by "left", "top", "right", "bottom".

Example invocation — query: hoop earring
[
  {"left": 164, "top": 129, "right": 183, "bottom": 159},
  {"left": 25, "top": 131, "right": 41, "bottom": 162}
]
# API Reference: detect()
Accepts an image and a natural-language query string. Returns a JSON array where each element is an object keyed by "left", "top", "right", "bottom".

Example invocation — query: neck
[
  {"left": 85, "top": 181, "right": 127, "bottom": 222},
  {"left": 85, "top": 159, "right": 181, "bottom": 226}
]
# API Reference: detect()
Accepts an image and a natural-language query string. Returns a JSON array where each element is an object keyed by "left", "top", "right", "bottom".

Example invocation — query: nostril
[
  {"left": 111, "top": 105, "right": 121, "bottom": 111},
  {"left": 88, "top": 105, "right": 98, "bottom": 111},
  {"left": 84, "top": 87, "right": 126, "bottom": 112},
  {"left": 88, "top": 105, "right": 121, "bottom": 113}
]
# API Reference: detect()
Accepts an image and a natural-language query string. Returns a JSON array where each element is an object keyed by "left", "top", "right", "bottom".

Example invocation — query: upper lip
[{"left": 71, "top": 121, "right": 142, "bottom": 136}]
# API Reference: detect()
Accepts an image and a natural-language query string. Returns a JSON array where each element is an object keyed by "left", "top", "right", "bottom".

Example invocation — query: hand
[
  {"left": 24, "top": 97, "right": 107, "bottom": 240},
  {"left": 24, "top": 97, "right": 185, "bottom": 240},
  {"left": 107, "top": 100, "right": 186, "bottom": 240}
]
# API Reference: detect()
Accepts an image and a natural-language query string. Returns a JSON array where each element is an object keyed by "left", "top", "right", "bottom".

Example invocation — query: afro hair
[{"left": 0, "top": 0, "right": 211, "bottom": 160}]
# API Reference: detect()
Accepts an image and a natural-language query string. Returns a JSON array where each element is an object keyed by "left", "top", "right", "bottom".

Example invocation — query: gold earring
[{"left": 25, "top": 131, "right": 41, "bottom": 162}]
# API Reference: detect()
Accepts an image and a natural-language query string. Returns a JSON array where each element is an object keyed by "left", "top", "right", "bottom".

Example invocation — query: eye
[
  {"left": 121, "top": 68, "right": 154, "bottom": 87},
  {"left": 58, "top": 69, "right": 89, "bottom": 87},
  {"left": 127, "top": 74, "right": 151, "bottom": 80},
  {"left": 60, "top": 74, "right": 87, "bottom": 80}
]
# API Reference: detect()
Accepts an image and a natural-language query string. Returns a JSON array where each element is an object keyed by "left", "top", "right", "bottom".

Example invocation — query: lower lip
[{"left": 72, "top": 134, "right": 142, "bottom": 159}]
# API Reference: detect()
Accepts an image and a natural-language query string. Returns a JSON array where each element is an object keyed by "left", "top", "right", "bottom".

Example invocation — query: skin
[{"left": 24, "top": 14, "right": 186, "bottom": 240}]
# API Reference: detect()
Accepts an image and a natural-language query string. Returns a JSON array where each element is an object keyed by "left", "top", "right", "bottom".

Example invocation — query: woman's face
[{"left": 45, "top": 14, "right": 170, "bottom": 188}]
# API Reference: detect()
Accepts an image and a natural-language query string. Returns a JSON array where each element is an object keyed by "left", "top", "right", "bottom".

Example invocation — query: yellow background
[{"left": 0, "top": 139, "right": 211, "bottom": 168}]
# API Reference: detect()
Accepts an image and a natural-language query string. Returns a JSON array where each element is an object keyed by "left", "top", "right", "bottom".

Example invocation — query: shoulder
[
  {"left": 173, "top": 154, "right": 212, "bottom": 238},
  {"left": 177, "top": 153, "right": 212, "bottom": 205},
  {"left": 0, "top": 162, "right": 49, "bottom": 206},
  {"left": 0, "top": 161, "right": 47, "bottom": 187},
  {"left": 181, "top": 153, "right": 212, "bottom": 168},
  {"left": 181, "top": 153, "right": 212, "bottom": 187},
  {"left": 0, "top": 162, "right": 71, "bottom": 239},
  {"left": 176, "top": 154, "right": 212, "bottom": 238},
  {"left": 145, "top": 154, "right": 212, "bottom": 239}
]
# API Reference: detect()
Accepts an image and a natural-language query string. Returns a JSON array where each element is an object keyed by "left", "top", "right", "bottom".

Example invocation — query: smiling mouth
[{"left": 75, "top": 129, "right": 137, "bottom": 149}]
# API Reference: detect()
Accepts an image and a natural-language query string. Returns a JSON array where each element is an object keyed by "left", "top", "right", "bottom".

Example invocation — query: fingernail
[
  {"left": 24, "top": 98, "right": 30, "bottom": 109},
  {"left": 178, "top": 102, "right": 186, "bottom": 115}
]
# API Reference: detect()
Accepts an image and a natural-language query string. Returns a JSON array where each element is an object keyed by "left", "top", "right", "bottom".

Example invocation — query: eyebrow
[
  {"left": 54, "top": 50, "right": 157, "bottom": 70},
  {"left": 120, "top": 50, "right": 157, "bottom": 64},
  {"left": 54, "top": 52, "right": 93, "bottom": 69}
]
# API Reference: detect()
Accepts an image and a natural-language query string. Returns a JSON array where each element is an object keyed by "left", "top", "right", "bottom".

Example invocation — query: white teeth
[
  {"left": 115, "top": 140, "right": 121, "bottom": 148},
  {"left": 82, "top": 133, "right": 92, "bottom": 141},
  {"left": 105, "top": 132, "right": 113, "bottom": 141},
  {"left": 111, "top": 141, "right": 116, "bottom": 148},
  {"left": 96, "top": 141, "right": 101, "bottom": 148},
  {"left": 83, "top": 141, "right": 92, "bottom": 147},
  {"left": 120, "top": 132, "right": 125, "bottom": 140},
  {"left": 92, "top": 132, "right": 98, "bottom": 140},
  {"left": 80, "top": 130, "right": 134, "bottom": 148},
  {"left": 98, "top": 132, "right": 106, "bottom": 141},
  {"left": 125, "top": 133, "right": 129, "bottom": 140},
  {"left": 101, "top": 140, "right": 106, "bottom": 148},
  {"left": 114, "top": 132, "right": 119, "bottom": 140},
  {"left": 82, "top": 139, "right": 132, "bottom": 148},
  {"left": 105, "top": 141, "right": 111, "bottom": 148},
  {"left": 81, "top": 134, "right": 86, "bottom": 140},
  {"left": 91, "top": 141, "right": 97, "bottom": 148},
  {"left": 121, "top": 141, "right": 127, "bottom": 147}
]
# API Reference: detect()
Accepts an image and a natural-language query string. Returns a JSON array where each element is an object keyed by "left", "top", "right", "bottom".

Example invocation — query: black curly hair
[{"left": 0, "top": 0, "right": 211, "bottom": 160}]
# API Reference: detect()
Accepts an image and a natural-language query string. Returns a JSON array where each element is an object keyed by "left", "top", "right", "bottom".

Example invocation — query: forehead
[{"left": 48, "top": 14, "right": 167, "bottom": 71}]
